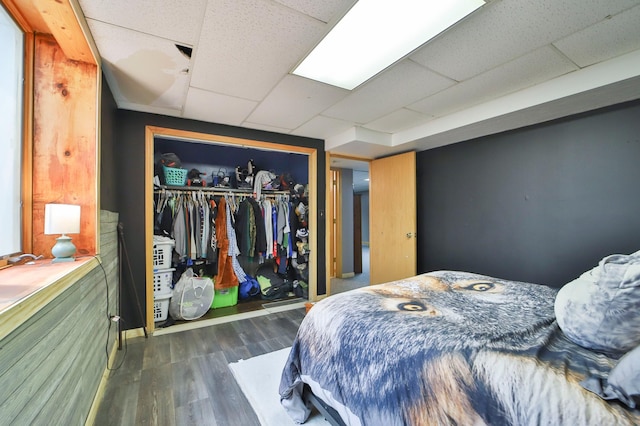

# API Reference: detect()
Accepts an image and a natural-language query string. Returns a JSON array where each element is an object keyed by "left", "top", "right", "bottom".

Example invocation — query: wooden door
[{"left": 369, "top": 151, "right": 417, "bottom": 284}]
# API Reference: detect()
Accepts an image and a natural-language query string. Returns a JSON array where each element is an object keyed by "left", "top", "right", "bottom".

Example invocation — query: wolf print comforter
[{"left": 279, "top": 271, "right": 640, "bottom": 425}]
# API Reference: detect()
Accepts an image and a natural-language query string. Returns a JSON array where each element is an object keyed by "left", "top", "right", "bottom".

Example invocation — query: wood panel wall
[
  {"left": 0, "top": 211, "right": 119, "bottom": 424},
  {"left": 32, "top": 33, "right": 98, "bottom": 258}
]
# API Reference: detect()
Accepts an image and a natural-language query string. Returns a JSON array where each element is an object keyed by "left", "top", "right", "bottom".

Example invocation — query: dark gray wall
[
  {"left": 99, "top": 75, "right": 119, "bottom": 212},
  {"left": 340, "top": 169, "right": 354, "bottom": 275},
  {"left": 115, "top": 110, "right": 326, "bottom": 329},
  {"left": 360, "top": 192, "right": 370, "bottom": 245},
  {"left": 417, "top": 99, "right": 640, "bottom": 287}
]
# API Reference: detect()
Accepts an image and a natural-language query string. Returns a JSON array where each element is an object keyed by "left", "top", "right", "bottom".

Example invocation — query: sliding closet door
[{"left": 369, "top": 151, "right": 416, "bottom": 284}]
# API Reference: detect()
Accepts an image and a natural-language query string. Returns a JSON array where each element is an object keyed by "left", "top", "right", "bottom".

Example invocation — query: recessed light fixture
[{"left": 293, "top": 0, "right": 485, "bottom": 90}]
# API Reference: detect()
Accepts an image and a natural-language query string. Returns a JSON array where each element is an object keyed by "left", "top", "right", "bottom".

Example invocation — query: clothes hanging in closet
[
  {"left": 215, "top": 196, "right": 239, "bottom": 289},
  {"left": 235, "top": 198, "right": 267, "bottom": 258},
  {"left": 225, "top": 197, "right": 247, "bottom": 284},
  {"left": 154, "top": 191, "right": 217, "bottom": 266},
  {"left": 154, "top": 188, "right": 295, "bottom": 290}
]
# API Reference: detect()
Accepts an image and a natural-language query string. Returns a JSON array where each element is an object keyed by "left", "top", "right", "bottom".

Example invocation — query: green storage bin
[{"left": 212, "top": 285, "right": 238, "bottom": 309}]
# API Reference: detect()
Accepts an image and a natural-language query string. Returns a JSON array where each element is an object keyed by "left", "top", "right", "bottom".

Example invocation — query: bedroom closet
[{"left": 144, "top": 127, "right": 319, "bottom": 332}]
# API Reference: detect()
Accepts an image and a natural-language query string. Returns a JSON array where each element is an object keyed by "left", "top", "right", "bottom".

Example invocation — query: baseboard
[
  {"left": 85, "top": 337, "right": 119, "bottom": 425},
  {"left": 124, "top": 327, "right": 147, "bottom": 339},
  {"left": 341, "top": 272, "right": 355, "bottom": 278}
]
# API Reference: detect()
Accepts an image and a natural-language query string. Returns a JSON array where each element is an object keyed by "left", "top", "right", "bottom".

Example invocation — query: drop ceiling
[{"left": 76, "top": 0, "right": 640, "bottom": 159}]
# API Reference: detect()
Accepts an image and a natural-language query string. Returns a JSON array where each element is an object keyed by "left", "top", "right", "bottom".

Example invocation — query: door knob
[{"left": 406, "top": 232, "right": 415, "bottom": 238}]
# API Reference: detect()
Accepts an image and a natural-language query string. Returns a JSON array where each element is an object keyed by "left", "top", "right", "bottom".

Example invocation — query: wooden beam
[
  {"left": 32, "top": 0, "right": 94, "bottom": 64},
  {"left": 2, "top": 0, "right": 46, "bottom": 32},
  {"left": 32, "top": 34, "right": 97, "bottom": 258}
]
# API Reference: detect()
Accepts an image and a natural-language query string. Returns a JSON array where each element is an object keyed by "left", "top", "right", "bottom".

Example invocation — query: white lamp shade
[{"left": 44, "top": 204, "right": 81, "bottom": 235}]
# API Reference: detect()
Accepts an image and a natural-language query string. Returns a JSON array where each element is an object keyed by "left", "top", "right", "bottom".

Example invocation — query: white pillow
[{"left": 554, "top": 250, "right": 640, "bottom": 355}]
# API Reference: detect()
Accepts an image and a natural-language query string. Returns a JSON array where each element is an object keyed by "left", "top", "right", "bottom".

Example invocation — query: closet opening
[{"left": 144, "top": 126, "right": 319, "bottom": 333}]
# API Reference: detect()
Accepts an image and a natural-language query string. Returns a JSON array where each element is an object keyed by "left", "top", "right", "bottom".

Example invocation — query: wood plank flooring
[{"left": 94, "top": 308, "right": 306, "bottom": 425}]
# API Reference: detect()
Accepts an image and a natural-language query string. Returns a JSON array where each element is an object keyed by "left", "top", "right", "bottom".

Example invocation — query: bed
[{"left": 279, "top": 270, "right": 640, "bottom": 425}]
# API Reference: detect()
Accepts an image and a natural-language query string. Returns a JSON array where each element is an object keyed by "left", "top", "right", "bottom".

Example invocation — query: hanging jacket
[
  {"left": 215, "top": 197, "right": 238, "bottom": 289},
  {"left": 249, "top": 198, "right": 267, "bottom": 256},
  {"left": 226, "top": 200, "right": 248, "bottom": 283}
]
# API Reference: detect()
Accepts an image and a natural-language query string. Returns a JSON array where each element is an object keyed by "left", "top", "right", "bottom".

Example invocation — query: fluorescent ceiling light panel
[{"left": 293, "top": 0, "right": 485, "bottom": 90}]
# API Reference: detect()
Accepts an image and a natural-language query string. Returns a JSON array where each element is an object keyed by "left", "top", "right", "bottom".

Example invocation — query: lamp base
[
  {"left": 52, "top": 256, "right": 76, "bottom": 263},
  {"left": 51, "top": 234, "right": 77, "bottom": 263}
]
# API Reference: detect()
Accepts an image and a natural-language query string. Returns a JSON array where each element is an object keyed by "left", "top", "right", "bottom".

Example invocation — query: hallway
[{"left": 330, "top": 246, "right": 369, "bottom": 295}]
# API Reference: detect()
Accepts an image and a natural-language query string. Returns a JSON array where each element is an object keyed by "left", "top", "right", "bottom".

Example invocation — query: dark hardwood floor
[{"left": 94, "top": 307, "right": 306, "bottom": 425}]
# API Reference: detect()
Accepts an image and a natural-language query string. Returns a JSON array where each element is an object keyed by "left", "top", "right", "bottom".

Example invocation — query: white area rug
[{"left": 228, "top": 347, "right": 329, "bottom": 426}]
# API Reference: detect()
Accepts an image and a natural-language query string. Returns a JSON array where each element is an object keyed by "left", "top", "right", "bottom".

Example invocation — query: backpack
[
  {"left": 238, "top": 276, "right": 261, "bottom": 300},
  {"left": 255, "top": 261, "right": 292, "bottom": 301}
]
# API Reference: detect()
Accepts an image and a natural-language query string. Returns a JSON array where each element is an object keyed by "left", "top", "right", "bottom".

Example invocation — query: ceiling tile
[
  {"left": 409, "top": 46, "right": 578, "bottom": 118},
  {"left": 183, "top": 88, "right": 257, "bottom": 126},
  {"left": 410, "top": 0, "right": 640, "bottom": 81},
  {"left": 241, "top": 122, "right": 293, "bottom": 134},
  {"left": 292, "top": 115, "right": 355, "bottom": 140},
  {"left": 322, "top": 60, "right": 455, "bottom": 124},
  {"left": 273, "top": 0, "right": 355, "bottom": 23},
  {"left": 189, "top": 0, "right": 327, "bottom": 101},
  {"left": 77, "top": 0, "right": 640, "bottom": 159},
  {"left": 246, "top": 75, "right": 348, "bottom": 129},
  {"left": 554, "top": 5, "right": 640, "bottom": 67},
  {"left": 88, "top": 19, "right": 190, "bottom": 110},
  {"left": 117, "top": 101, "right": 183, "bottom": 119},
  {"left": 77, "top": 0, "right": 207, "bottom": 45},
  {"left": 364, "top": 109, "right": 434, "bottom": 134}
]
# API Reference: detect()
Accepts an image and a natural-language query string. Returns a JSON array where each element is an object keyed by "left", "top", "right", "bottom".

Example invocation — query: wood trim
[
  {"left": 329, "top": 153, "right": 373, "bottom": 163},
  {"left": 144, "top": 126, "right": 320, "bottom": 326},
  {"left": 85, "top": 337, "right": 119, "bottom": 426},
  {"left": 2, "top": 0, "right": 39, "bottom": 32},
  {"left": 32, "top": 0, "right": 95, "bottom": 64},
  {"left": 147, "top": 126, "right": 317, "bottom": 155},
  {"left": 145, "top": 127, "right": 155, "bottom": 333},
  {"left": 4, "top": 0, "right": 99, "bottom": 257},
  {"left": 334, "top": 169, "right": 343, "bottom": 278},
  {"left": 21, "top": 32, "right": 35, "bottom": 254},
  {"left": 325, "top": 152, "right": 332, "bottom": 295},
  {"left": 307, "top": 149, "right": 318, "bottom": 302}
]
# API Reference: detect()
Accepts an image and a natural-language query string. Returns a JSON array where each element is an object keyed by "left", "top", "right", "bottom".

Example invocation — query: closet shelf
[{"left": 154, "top": 184, "right": 290, "bottom": 196}]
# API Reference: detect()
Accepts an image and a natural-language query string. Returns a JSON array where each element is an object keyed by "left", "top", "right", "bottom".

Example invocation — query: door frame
[
  {"left": 145, "top": 126, "right": 319, "bottom": 333},
  {"left": 329, "top": 168, "right": 342, "bottom": 281},
  {"left": 326, "top": 153, "right": 372, "bottom": 294}
]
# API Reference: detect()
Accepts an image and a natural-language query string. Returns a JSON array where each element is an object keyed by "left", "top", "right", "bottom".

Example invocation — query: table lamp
[{"left": 44, "top": 203, "right": 81, "bottom": 263}]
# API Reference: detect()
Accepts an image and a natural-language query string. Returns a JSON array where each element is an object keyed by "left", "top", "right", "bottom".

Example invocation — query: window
[{"left": 0, "top": 5, "right": 23, "bottom": 257}]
